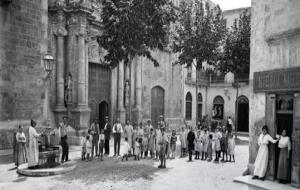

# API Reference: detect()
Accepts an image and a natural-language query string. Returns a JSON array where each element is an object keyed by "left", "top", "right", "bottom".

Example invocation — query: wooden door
[
  {"left": 99, "top": 101, "right": 109, "bottom": 130},
  {"left": 265, "top": 93, "right": 276, "bottom": 180},
  {"left": 151, "top": 86, "right": 164, "bottom": 128}
]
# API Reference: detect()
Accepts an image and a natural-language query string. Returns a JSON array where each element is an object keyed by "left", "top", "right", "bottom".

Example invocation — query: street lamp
[
  {"left": 42, "top": 53, "right": 54, "bottom": 79},
  {"left": 224, "top": 72, "right": 239, "bottom": 139}
]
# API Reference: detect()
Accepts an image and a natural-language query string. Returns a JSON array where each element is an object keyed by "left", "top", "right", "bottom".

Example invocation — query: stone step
[{"left": 234, "top": 175, "right": 299, "bottom": 190}]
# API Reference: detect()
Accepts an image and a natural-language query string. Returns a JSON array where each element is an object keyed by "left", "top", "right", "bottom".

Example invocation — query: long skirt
[
  {"left": 254, "top": 144, "right": 269, "bottom": 178},
  {"left": 15, "top": 142, "right": 27, "bottom": 166},
  {"left": 277, "top": 147, "right": 290, "bottom": 181}
]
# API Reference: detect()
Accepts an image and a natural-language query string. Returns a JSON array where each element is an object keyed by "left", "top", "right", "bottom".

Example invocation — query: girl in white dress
[{"left": 253, "top": 125, "right": 278, "bottom": 180}]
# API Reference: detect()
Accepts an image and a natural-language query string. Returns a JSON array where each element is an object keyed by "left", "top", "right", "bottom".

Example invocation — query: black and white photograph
[{"left": 0, "top": 0, "right": 299, "bottom": 189}]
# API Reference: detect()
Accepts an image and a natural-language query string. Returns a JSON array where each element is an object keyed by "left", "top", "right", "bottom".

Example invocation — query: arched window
[
  {"left": 198, "top": 93, "right": 203, "bottom": 121},
  {"left": 212, "top": 95, "right": 224, "bottom": 120},
  {"left": 185, "top": 92, "right": 192, "bottom": 120}
]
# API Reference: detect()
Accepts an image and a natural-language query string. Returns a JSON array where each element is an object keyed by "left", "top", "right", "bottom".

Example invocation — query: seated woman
[
  {"left": 253, "top": 125, "right": 278, "bottom": 180},
  {"left": 277, "top": 129, "right": 291, "bottom": 184}
]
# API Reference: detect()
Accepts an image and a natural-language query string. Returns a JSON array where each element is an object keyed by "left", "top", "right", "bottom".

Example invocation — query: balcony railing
[{"left": 185, "top": 72, "right": 249, "bottom": 86}]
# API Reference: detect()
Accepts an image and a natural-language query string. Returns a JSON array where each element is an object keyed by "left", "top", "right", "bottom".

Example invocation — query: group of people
[
  {"left": 181, "top": 118, "right": 236, "bottom": 163},
  {"left": 81, "top": 116, "right": 168, "bottom": 164},
  {"left": 253, "top": 125, "right": 291, "bottom": 184},
  {"left": 13, "top": 117, "right": 72, "bottom": 169}
]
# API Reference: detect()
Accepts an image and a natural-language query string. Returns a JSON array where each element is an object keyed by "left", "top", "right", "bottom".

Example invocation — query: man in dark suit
[{"left": 103, "top": 116, "right": 111, "bottom": 155}]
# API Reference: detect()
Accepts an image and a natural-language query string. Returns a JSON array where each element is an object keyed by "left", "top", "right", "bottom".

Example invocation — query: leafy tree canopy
[
  {"left": 172, "top": 0, "right": 226, "bottom": 69},
  {"left": 218, "top": 10, "right": 251, "bottom": 78},
  {"left": 98, "top": 0, "right": 176, "bottom": 67}
]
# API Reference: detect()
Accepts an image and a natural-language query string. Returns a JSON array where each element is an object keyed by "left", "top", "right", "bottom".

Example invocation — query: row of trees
[{"left": 98, "top": 0, "right": 251, "bottom": 76}]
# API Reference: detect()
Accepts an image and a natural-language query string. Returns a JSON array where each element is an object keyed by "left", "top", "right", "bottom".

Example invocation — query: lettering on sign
[{"left": 253, "top": 67, "right": 300, "bottom": 92}]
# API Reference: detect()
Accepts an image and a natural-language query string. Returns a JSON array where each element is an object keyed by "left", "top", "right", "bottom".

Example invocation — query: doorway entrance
[
  {"left": 237, "top": 96, "right": 249, "bottom": 132},
  {"left": 99, "top": 101, "right": 109, "bottom": 130},
  {"left": 151, "top": 86, "right": 165, "bottom": 128},
  {"left": 198, "top": 93, "right": 203, "bottom": 123},
  {"left": 275, "top": 94, "right": 293, "bottom": 181}
]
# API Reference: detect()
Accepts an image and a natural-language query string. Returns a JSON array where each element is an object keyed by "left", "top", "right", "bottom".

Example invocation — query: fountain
[{"left": 17, "top": 121, "right": 76, "bottom": 177}]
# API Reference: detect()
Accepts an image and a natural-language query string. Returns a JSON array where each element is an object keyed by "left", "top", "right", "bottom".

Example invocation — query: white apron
[{"left": 28, "top": 126, "right": 40, "bottom": 167}]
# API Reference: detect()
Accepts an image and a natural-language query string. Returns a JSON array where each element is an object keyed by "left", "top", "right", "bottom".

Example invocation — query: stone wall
[
  {"left": 141, "top": 50, "right": 184, "bottom": 129},
  {"left": 249, "top": 0, "right": 300, "bottom": 168},
  {"left": 0, "top": 0, "right": 49, "bottom": 149}
]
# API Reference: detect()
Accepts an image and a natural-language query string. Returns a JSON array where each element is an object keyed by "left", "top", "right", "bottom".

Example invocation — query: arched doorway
[
  {"left": 212, "top": 95, "right": 224, "bottom": 120},
  {"left": 151, "top": 86, "right": 165, "bottom": 128},
  {"left": 237, "top": 95, "right": 249, "bottom": 132},
  {"left": 99, "top": 101, "right": 109, "bottom": 129},
  {"left": 198, "top": 93, "right": 203, "bottom": 122}
]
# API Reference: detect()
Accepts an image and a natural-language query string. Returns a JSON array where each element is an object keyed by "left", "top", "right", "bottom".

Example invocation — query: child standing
[
  {"left": 227, "top": 134, "right": 235, "bottom": 162},
  {"left": 207, "top": 134, "right": 213, "bottom": 161},
  {"left": 200, "top": 129, "right": 208, "bottom": 160},
  {"left": 86, "top": 135, "right": 92, "bottom": 161},
  {"left": 134, "top": 138, "right": 141, "bottom": 160},
  {"left": 142, "top": 134, "right": 149, "bottom": 158},
  {"left": 180, "top": 127, "right": 187, "bottom": 157},
  {"left": 98, "top": 129, "right": 105, "bottom": 161},
  {"left": 220, "top": 127, "right": 228, "bottom": 162},
  {"left": 81, "top": 135, "right": 87, "bottom": 160},
  {"left": 148, "top": 128, "right": 155, "bottom": 159},
  {"left": 214, "top": 127, "right": 222, "bottom": 162},
  {"left": 122, "top": 137, "right": 130, "bottom": 161},
  {"left": 194, "top": 131, "right": 202, "bottom": 160},
  {"left": 170, "top": 130, "right": 177, "bottom": 159},
  {"left": 158, "top": 128, "right": 168, "bottom": 168}
]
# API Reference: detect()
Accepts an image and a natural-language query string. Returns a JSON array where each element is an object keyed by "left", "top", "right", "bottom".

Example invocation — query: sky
[{"left": 211, "top": 0, "right": 251, "bottom": 10}]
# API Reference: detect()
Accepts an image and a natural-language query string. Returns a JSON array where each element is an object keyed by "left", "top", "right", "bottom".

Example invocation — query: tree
[
  {"left": 172, "top": 0, "right": 226, "bottom": 69},
  {"left": 172, "top": 0, "right": 226, "bottom": 125},
  {"left": 98, "top": 0, "right": 176, "bottom": 67},
  {"left": 218, "top": 11, "right": 251, "bottom": 78}
]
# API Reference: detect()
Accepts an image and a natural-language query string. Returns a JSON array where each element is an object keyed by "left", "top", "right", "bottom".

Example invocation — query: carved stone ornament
[
  {"left": 54, "top": 26, "right": 68, "bottom": 36},
  {"left": 55, "top": 0, "right": 66, "bottom": 9}
]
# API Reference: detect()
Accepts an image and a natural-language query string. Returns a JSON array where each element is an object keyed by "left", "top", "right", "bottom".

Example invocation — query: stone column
[
  {"left": 77, "top": 32, "right": 86, "bottom": 107},
  {"left": 54, "top": 29, "right": 67, "bottom": 110},
  {"left": 117, "top": 60, "right": 126, "bottom": 123},
  {"left": 130, "top": 59, "right": 135, "bottom": 107}
]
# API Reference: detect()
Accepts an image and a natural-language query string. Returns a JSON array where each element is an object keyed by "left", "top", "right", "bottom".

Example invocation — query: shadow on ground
[{"left": 56, "top": 156, "right": 161, "bottom": 184}]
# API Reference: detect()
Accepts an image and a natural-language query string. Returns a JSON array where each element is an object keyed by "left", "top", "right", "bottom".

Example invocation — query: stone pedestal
[
  {"left": 72, "top": 107, "right": 91, "bottom": 130},
  {"left": 117, "top": 109, "right": 126, "bottom": 124},
  {"left": 132, "top": 108, "right": 143, "bottom": 124}
]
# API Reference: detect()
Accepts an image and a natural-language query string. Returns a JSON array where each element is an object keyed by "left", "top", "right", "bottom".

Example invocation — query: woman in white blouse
[
  {"left": 253, "top": 125, "right": 278, "bottom": 180},
  {"left": 277, "top": 129, "right": 291, "bottom": 183},
  {"left": 15, "top": 125, "right": 27, "bottom": 167}
]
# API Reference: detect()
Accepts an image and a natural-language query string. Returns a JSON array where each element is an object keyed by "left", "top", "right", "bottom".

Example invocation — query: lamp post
[
  {"left": 42, "top": 52, "right": 54, "bottom": 126},
  {"left": 224, "top": 72, "right": 238, "bottom": 139}
]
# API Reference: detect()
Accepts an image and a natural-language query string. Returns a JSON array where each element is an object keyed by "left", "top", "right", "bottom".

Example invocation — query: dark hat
[{"left": 62, "top": 116, "right": 68, "bottom": 119}]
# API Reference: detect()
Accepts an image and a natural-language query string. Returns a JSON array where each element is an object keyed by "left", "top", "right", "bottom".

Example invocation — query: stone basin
[{"left": 38, "top": 146, "right": 60, "bottom": 168}]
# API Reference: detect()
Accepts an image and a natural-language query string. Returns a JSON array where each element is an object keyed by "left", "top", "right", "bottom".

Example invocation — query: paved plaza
[{"left": 0, "top": 140, "right": 258, "bottom": 190}]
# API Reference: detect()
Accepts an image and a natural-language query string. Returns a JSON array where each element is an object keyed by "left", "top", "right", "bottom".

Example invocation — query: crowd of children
[{"left": 80, "top": 118, "right": 236, "bottom": 169}]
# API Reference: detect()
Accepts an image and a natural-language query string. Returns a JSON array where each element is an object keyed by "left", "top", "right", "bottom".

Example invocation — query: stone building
[
  {"left": 248, "top": 0, "right": 300, "bottom": 187},
  {"left": 0, "top": 0, "right": 184, "bottom": 149},
  {"left": 183, "top": 7, "right": 251, "bottom": 133}
]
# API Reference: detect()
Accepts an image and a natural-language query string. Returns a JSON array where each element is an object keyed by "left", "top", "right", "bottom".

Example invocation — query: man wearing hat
[
  {"left": 89, "top": 119, "right": 100, "bottom": 157},
  {"left": 103, "top": 116, "right": 112, "bottom": 155},
  {"left": 59, "top": 116, "right": 70, "bottom": 163}
]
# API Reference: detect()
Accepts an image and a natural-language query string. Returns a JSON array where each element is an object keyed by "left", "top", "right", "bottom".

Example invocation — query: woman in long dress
[
  {"left": 253, "top": 125, "right": 278, "bottom": 180},
  {"left": 28, "top": 120, "right": 41, "bottom": 169},
  {"left": 15, "top": 125, "right": 27, "bottom": 167},
  {"left": 277, "top": 129, "right": 291, "bottom": 183}
]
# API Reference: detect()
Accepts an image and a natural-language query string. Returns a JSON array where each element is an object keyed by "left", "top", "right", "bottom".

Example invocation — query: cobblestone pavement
[{"left": 0, "top": 141, "right": 258, "bottom": 190}]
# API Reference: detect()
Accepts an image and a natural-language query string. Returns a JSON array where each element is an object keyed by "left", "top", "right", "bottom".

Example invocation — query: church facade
[{"left": 0, "top": 0, "right": 184, "bottom": 149}]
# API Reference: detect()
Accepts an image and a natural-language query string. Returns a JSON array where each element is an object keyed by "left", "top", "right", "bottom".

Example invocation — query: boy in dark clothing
[{"left": 187, "top": 127, "right": 196, "bottom": 161}]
